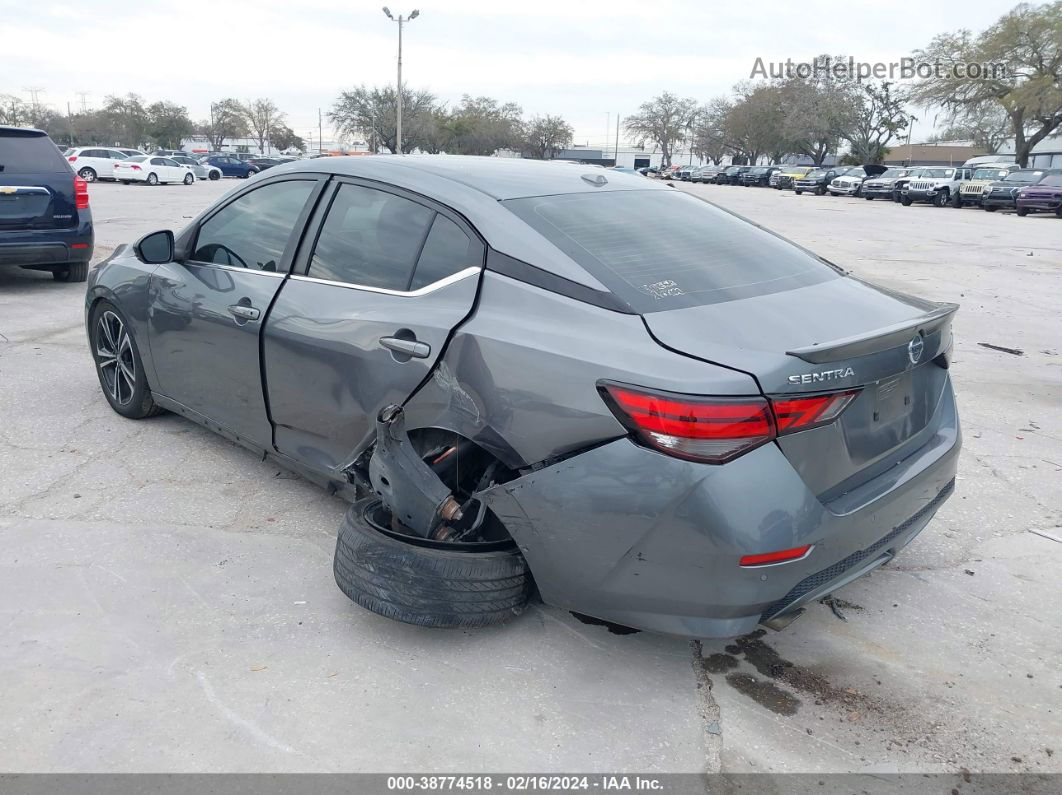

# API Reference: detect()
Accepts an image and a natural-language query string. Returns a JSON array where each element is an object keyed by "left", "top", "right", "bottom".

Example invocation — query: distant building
[
  {"left": 883, "top": 142, "right": 987, "bottom": 166},
  {"left": 997, "top": 134, "right": 1062, "bottom": 168}
]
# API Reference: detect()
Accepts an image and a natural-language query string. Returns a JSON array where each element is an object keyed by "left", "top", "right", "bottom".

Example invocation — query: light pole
[{"left": 382, "top": 7, "right": 419, "bottom": 155}]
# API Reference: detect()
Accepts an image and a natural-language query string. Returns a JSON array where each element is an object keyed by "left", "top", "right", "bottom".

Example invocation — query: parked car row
[
  {"left": 59, "top": 145, "right": 302, "bottom": 185},
  {"left": 654, "top": 156, "right": 1062, "bottom": 217}
]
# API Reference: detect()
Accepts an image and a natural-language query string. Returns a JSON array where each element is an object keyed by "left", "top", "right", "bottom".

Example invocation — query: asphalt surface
[{"left": 0, "top": 176, "right": 1059, "bottom": 774}]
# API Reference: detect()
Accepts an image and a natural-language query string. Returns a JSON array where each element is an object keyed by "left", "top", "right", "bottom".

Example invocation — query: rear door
[
  {"left": 263, "top": 178, "right": 484, "bottom": 472},
  {"left": 148, "top": 175, "right": 325, "bottom": 446},
  {"left": 0, "top": 130, "right": 78, "bottom": 234}
]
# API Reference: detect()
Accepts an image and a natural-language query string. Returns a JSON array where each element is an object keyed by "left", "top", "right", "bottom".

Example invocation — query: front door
[
  {"left": 263, "top": 179, "right": 484, "bottom": 473},
  {"left": 147, "top": 176, "right": 324, "bottom": 446}
]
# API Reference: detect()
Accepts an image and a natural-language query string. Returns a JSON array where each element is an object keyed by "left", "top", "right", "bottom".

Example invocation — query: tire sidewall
[{"left": 146, "top": 173, "right": 158, "bottom": 185}]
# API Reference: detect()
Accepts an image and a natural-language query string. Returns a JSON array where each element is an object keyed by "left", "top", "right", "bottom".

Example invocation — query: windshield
[
  {"left": 504, "top": 190, "right": 839, "bottom": 313},
  {"left": 1004, "top": 170, "right": 1043, "bottom": 183},
  {"left": 973, "top": 168, "right": 1009, "bottom": 179},
  {"left": 921, "top": 168, "right": 955, "bottom": 178},
  {"left": 805, "top": 169, "right": 826, "bottom": 178},
  {"left": 1038, "top": 175, "right": 1062, "bottom": 187},
  {"left": 877, "top": 168, "right": 903, "bottom": 178}
]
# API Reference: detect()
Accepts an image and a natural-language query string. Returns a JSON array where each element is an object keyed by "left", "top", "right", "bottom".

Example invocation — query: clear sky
[{"left": 0, "top": 0, "right": 1029, "bottom": 148}]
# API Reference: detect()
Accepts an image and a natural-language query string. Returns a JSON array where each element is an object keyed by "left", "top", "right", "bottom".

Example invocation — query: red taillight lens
[
  {"left": 68, "top": 155, "right": 77, "bottom": 162},
  {"left": 74, "top": 176, "right": 89, "bottom": 209},
  {"left": 740, "top": 545, "right": 812, "bottom": 567},
  {"left": 772, "top": 389, "right": 860, "bottom": 434},
  {"left": 601, "top": 383, "right": 860, "bottom": 464},
  {"left": 601, "top": 384, "right": 775, "bottom": 463},
  {"left": 131, "top": 165, "right": 142, "bottom": 171}
]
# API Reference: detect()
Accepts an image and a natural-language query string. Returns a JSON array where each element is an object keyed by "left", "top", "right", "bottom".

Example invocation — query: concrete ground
[{"left": 0, "top": 176, "right": 1059, "bottom": 774}]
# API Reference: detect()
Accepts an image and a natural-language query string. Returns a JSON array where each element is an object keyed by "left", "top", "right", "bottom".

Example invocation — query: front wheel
[
  {"left": 984, "top": 205, "right": 997, "bottom": 212},
  {"left": 794, "top": 189, "right": 803, "bottom": 195},
  {"left": 933, "top": 191, "right": 949, "bottom": 207},
  {"left": 1016, "top": 207, "right": 1028, "bottom": 216},
  {"left": 333, "top": 498, "right": 532, "bottom": 629},
  {"left": 952, "top": 193, "right": 964, "bottom": 208},
  {"left": 77, "top": 167, "right": 97, "bottom": 183},
  {"left": 146, "top": 173, "right": 158, "bottom": 186},
  {"left": 865, "top": 196, "right": 874, "bottom": 201},
  {"left": 209, "top": 170, "right": 220, "bottom": 180},
  {"left": 815, "top": 185, "right": 826, "bottom": 196},
  {"left": 183, "top": 173, "right": 194, "bottom": 185},
  {"left": 901, "top": 195, "right": 913, "bottom": 206},
  {"left": 89, "top": 301, "right": 163, "bottom": 419}
]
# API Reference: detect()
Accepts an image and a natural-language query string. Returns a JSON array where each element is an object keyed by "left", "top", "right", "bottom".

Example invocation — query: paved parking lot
[{"left": 1, "top": 177, "right": 1060, "bottom": 774}]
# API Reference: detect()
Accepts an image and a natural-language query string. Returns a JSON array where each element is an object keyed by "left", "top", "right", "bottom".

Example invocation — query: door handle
[
  {"left": 228, "top": 304, "right": 261, "bottom": 321},
  {"left": 379, "top": 336, "right": 431, "bottom": 359}
]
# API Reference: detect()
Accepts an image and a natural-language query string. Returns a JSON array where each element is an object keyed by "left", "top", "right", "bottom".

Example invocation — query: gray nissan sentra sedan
[{"left": 85, "top": 156, "right": 960, "bottom": 638}]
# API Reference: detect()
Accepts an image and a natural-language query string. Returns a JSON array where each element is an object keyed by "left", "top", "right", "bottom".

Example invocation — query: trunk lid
[
  {"left": 643, "top": 277, "right": 956, "bottom": 497},
  {"left": 0, "top": 129, "right": 79, "bottom": 231}
]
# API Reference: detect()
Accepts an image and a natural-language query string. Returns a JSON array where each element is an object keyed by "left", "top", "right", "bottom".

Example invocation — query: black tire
[
  {"left": 120, "top": 180, "right": 131, "bottom": 185},
  {"left": 209, "top": 170, "right": 220, "bottom": 180},
  {"left": 146, "top": 173, "right": 158, "bottom": 186},
  {"left": 53, "top": 261, "right": 88, "bottom": 282},
  {"left": 815, "top": 185, "right": 826, "bottom": 196},
  {"left": 794, "top": 189, "right": 803, "bottom": 195},
  {"left": 933, "top": 190, "right": 949, "bottom": 207},
  {"left": 334, "top": 498, "right": 532, "bottom": 629},
  {"left": 78, "top": 167, "right": 97, "bottom": 183},
  {"left": 865, "top": 196, "right": 874, "bottom": 200},
  {"left": 901, "top": 195, "right": 912, "bottom": 206},
  {"left": 984, "top": 205, "right": 997, "bottom": 212},
  {"left": 1056, "top": 207, "right": 1062, "bottom": 218},
  {"left": 952, "top": 193, "right": 963, "bottom": 208},
  {"left": 183, "top": 173, "right": 194, "bottom": 185},
  {"left": 1016, "top": 206, "right": 1028, "bottom": 216},
  {"left": 89, "top": 300, "right": 163, "bottom": 419}
]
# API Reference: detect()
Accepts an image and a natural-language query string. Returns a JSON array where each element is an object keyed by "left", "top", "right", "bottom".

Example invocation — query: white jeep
[{"left": 902, "top": 166, "right": 974, "bottom": 207}]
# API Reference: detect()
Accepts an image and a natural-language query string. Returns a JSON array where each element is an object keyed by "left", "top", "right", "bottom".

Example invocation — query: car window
[
  {"left": 504, "top": 189, "right": 839, "bottom": 312},
  {"left": 162, "top": 158, "right": 179, "bottom": 167},
  {"left": 0, "top": 131, "right": 70, "bottom": 173},
  {"left": 410, "top": 214, "right": 482, "bottom": 291},
  {"left": 307, "top": 184, "right": 434, "bottom": 290},
  {"left": 192, "top": 180, "right": 316, "bottom": 272}
]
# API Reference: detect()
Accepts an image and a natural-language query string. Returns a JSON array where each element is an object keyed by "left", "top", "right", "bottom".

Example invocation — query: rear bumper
[
  {"left": 483, "top": 378, "right": 961, "bottom": 638},
  {"left": 0, "top": 222, "right": 93, "bottom": 267},
  {"left": 113, "top": 169, "right": 149, "bottom": 182}
]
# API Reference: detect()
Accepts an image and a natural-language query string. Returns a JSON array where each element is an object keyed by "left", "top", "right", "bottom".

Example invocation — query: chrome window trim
[
  {"left": 290, "top": 266, "right": 480, "bottom": 297},
  {"left": 182, "top": 260, "right": 286, "bottom": 279}
]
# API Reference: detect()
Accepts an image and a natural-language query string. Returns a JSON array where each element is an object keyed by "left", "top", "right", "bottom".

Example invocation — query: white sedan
[{"left": 113, "top": 156, "right": 195, "bottom": 186}]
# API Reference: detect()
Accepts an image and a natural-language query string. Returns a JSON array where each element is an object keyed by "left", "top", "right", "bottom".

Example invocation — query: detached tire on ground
[{"left": 334, "top": 498, "right": 532, "bottom": 628}]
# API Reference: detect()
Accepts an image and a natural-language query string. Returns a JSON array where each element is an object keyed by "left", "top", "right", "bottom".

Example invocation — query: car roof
[
  {"left": 267, "top": 154, "right": 671, "bottom": 201},
  {"left": 0, "top": 125, "right": 48, "bottom": 137}
]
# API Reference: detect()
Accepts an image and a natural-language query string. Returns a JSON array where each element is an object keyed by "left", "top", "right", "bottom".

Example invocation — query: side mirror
[{"left": 135, "top": 229, "right": 174, "bottom": 264}]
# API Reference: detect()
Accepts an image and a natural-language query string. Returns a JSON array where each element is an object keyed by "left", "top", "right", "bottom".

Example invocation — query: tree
[
  {"left": 910, "top": 2, "right": 1062, "bottom": 166},
  {"left": 242, "top": 98, "right": 285, "bottom": 154},
  {"left": 0, "top": 95, "right": 31, "bottom": 126},
  {"left": 624, "top": 92, "right": 699, "bottom": 167},
  {"left": 329, "top": 85, "right": 442, "bottom": 154},
  {"left": 834, "top": 81, "right": 911, "bottom": 163},
  {"left": 442, "top": 95, "right": 523, "bottom": 155},
  {"left": 520, "top": 114, "right": 574, "bottom": 159},
  {"left": 103, "top": 94, "right": 151, "bottom": 148},
  {"left": 199, "top": 99, "right": 248, "bottom": 151},
  {"left": 270, "top": 124, "right": 305, "bottom": 152},
  {"left": 723, "top": 83, "right": 789, "bottom": 165},
  {"left": 937, "top": 101, "right": 1015, "bottom": 154},
  {"left": 147, "top": 101, "right": 193, "bottom": 149},
  {"left": 691, "top": 99, "right": 730, "bottom": 165},
  {"left": 777, "top": 70, "right": 848, "bottom": 165}
]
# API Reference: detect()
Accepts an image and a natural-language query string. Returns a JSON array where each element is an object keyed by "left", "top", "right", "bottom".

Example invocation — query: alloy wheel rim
[{"left": 96, "top": 311, "right": 136, "bottom": 406}]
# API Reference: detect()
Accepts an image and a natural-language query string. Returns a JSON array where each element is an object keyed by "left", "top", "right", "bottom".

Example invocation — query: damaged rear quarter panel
[{"left": 401, "top": 270, "right": 760, "bottom": 469}]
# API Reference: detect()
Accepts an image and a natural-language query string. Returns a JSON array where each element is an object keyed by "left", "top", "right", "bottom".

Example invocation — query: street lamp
[{"left": 382, "top": 7, "right": 419, "bottom": 155}]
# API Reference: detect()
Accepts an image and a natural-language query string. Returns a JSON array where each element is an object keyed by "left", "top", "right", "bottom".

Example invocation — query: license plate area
[{"left": 872, "top": 372, "right": 913, "bottom": 425}]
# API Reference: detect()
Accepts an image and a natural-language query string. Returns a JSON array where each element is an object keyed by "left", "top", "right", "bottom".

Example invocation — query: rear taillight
[
  {"left": 74, "top": 176, "right": 89, "bottom": 209},
  {"left": 601, "top": 383, "right": 860, "bottom": 464},
  {"left": 131, "top": 165, "right": 142, "bottom": 171},
  {"left": 771, "top": 390, "right": 859, "bottom": 434},
  {"left": 68, "top": 155, "right": 77, "bottom": 162},
  {"left": 740, "top": 545, "right": 813, "bottom": 567},
  {"left": 601, "top": 384, "right": 775, "bottom": 463}
]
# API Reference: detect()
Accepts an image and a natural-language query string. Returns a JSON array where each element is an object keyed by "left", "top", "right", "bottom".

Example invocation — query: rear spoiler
[{"left": 786, "top": 303, "right": 958, "bottom": 363}]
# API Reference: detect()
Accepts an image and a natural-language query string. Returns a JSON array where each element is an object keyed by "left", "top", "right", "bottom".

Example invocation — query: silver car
[
  {"left": 169, "top": 154, "right": 222, "bottom": 181},
  {"left": 85, "top": 157, "right": 960, "bottom": 638}
]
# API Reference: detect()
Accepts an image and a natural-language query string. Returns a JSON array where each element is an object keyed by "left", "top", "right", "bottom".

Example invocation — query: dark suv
[{"left": 1, "top": 126, "right": 93, "bottom": 282}]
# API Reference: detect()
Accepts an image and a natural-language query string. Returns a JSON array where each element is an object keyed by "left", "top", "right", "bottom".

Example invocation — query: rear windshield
[
  {"left": 504, "top": 190, "right": 839, "bottom": 312},
  {"left": 0, "top": 131, "right": 70, "bottom": 174},
  {"left": 125, "top": 156, "right": 148, "bottom": 163}
]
